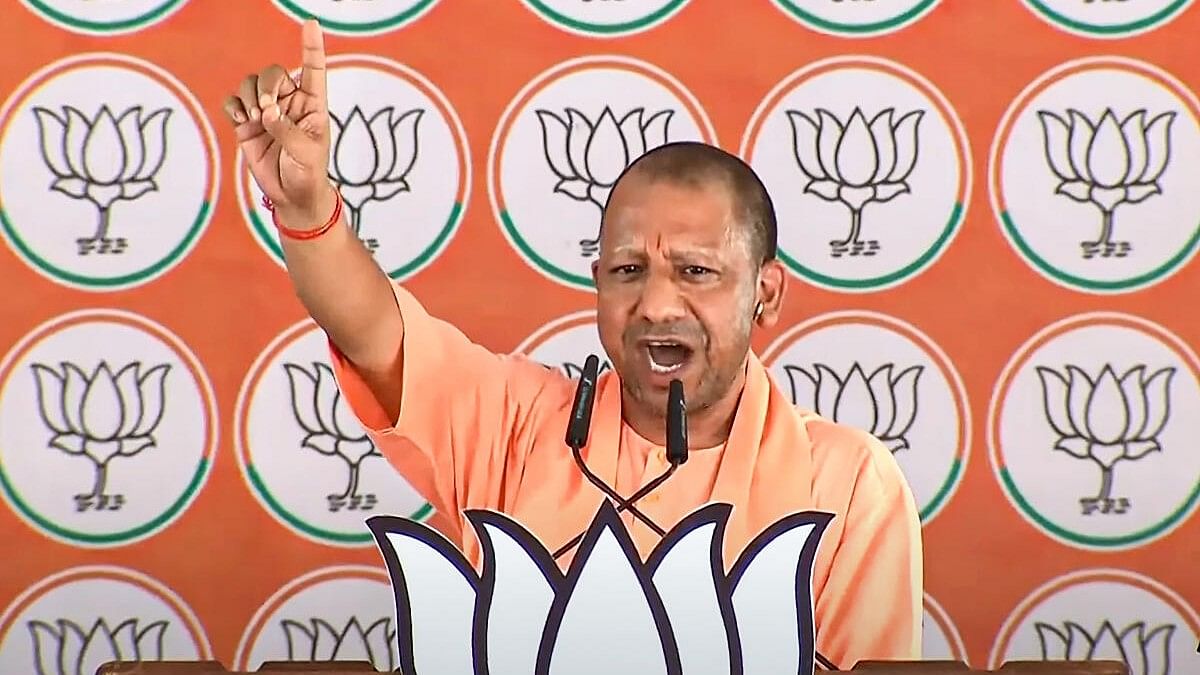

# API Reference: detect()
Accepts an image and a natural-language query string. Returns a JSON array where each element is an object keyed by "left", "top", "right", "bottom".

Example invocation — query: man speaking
[{"left": 223, "top": 19, "right": 922, "bottom": 670}]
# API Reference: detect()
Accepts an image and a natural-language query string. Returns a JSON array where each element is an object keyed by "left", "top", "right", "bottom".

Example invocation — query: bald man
[{"left": 224, "top": 19, "right": 923, "bottom": 670}]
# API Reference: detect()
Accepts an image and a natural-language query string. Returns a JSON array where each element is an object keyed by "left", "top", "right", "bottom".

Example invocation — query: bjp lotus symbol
[
  {"left": 32, "top": 104, "right": 172, "bottom": 256},
  {"left": 786, "top": 107, "right": 924, "bottom": 258},
  {"left": 283, "top": 361, "right": 382, "bottom": 512},
  {"left": 782, "top": 362, "right": 923, "bottom": 454},
  {"left": 1036, "top": 363, "right": 1174, "bottom": 515},
  {"left": 281, "top": 616, "right": 396, "bottom": 670},
  {"left": 326, "top": 106, "right": 424, "bottom": 253},
  {"left": 1037, "top": 108, "right": 1175, "bottom": 260},
  {"left": 1034, "top": 619, "right": 1176, "bottom": 674},
  {"left": 29, "top": 617, "right": 169, "bottom": 675},
  {"left": 368, "top": 501, "right": 830, "bottom": 675},
  {"left": 536, "top": 105, "right": 674, "bottom": 257},
  {"left": 30, "top": 360, "right": 170, "bottom": 512}
]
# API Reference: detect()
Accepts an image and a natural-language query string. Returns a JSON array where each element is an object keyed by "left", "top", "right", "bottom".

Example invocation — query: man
[{"left": 223, "top": 20, "right": 922, "bottom": 669}]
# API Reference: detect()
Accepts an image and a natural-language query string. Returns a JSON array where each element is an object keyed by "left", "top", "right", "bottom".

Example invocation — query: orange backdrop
[{"left": 0, "top": 1, "right": 1198, "bottom": 673}]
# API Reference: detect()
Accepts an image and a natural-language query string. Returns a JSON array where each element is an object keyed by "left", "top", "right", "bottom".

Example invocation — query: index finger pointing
[{"left": 299, "top": 18, "right": 327, "bottom": 102}]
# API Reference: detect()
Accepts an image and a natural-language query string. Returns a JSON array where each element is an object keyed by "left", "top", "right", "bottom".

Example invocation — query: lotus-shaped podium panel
[{"left": 367, "top": 501, "right": 832, "bottom": 675}]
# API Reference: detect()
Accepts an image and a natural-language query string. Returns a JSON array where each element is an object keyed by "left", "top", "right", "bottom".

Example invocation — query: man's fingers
[
  {"left": 222, "top": 95, "right": 248, "bottom": 126},
  {"left": 237, "top": 75, "right": 261, "bottom": 121},
  {"left": 299, "top": 19, "right": 327, "bottom": 103},
  {"left": 256, "top": 64, "right": 296, "bottom": 110},
  {"left": 260, "top": 98, "right": 296, "bottom": 138}
]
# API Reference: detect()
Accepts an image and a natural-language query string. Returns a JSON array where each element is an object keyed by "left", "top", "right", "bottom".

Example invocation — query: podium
[{"left": 95, "top": 659, "right": 1131, "bottom": 673}]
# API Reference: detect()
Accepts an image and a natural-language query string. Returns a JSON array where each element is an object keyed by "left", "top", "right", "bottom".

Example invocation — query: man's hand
[
  {"left": 222, "top": 18, "right": 337, "bottom": 231},
  {"left": 219, "top": 18, "right": 405, "bottom": 422}
]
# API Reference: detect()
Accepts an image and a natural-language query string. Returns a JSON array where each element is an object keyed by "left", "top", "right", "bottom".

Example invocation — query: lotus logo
[
  {"left": 783, "top": 362, "right": 922, "bottom": 453},
  {"left": 1037, "top": 108, "right": 1175, "bottom": 260},
  {"left": 281, "top": 616, "right": 396, "bottom": 671},
  {"left": 1035, "top": 619, "right": 1175, "bottom": 674},
  {"left": 283, "top": 362, "right": 382, "bottom": 512},
  {"left": 786, "top": 107, "right": 924, "bottom": 258},
  {"left": 29, "top": 617, "right": 168, "bottom": 675},
  {"left": 536, "top": 105, "right": 674, "bottom": 257},
  {"left": 30, "top": 361, "right": 170, "bottom": 512},
  {"left": 31, "top": 105, "right": 171, "bottom": 256},
  {"left": 368, "top": 501, "right": 829, "bottom": 674},
  {"left": 562, "top": 359, "right": 612, "bottom": 380},
  {"left": 1036, "top": 363, "right": 1174, "bottom": 515},
  {"left": 327, "top": 106, "right": 424, "bottom": 253}
]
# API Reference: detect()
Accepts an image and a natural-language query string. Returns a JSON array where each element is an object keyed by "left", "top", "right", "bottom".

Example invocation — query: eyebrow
[{"left": 609, "top": 245, "right": 723, "bottom": 263}]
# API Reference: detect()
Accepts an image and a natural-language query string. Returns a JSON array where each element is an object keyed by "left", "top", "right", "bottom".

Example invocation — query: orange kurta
[{"left": 329, "top": 282, "right": 923, "bottom": 668}]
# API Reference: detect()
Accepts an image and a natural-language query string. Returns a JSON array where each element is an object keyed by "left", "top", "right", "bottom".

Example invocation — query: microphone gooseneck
[
  {"left": 666, "top": 379, "right": 688, "bottom": 465},
  {"left": 556, "top": 354, "right": 675, "bottom": 560}
]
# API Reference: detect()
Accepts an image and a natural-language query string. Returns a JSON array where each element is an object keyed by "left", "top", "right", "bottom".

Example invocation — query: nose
[{"left": 636, "top": 270, "right": 687, "bottom": 325}]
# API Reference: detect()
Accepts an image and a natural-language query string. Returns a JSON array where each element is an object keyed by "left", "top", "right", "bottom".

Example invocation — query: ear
[
  {"left": 591, "top": 260, "right": 600, "bottom": 286},
  {"left": 754, "top": 260, "right": 786, "bottom": 328}
]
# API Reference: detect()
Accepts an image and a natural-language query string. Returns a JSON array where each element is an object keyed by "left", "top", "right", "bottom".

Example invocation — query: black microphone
[
  {"left": 565, "top": 354, "right": 600, "bottom": 450},
  {"left": 667, "top": 379, "right": 688, "bottom": 465}
]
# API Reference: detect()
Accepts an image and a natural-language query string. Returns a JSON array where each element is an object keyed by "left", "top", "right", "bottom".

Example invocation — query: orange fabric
[{"left": 329, "top": 282, "right": 923, "bottom": 667}]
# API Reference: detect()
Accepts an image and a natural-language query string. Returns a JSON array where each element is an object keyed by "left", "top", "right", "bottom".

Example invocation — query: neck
[{"left": 620, "top": 360, "right": 749, "bottom": 448}]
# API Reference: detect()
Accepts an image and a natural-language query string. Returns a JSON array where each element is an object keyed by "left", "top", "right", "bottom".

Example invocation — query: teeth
[
  {"left": 647, "top": 344, "right": 686, "bottom": 374},
  {"left": 649, "top": 358, "right": 683, "bottom": 374}
]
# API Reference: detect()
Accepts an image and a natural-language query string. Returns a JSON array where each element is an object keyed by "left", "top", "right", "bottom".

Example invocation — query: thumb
[
  {"left": 260, "top": 100, "right": 301, "bottom": 145},
  {"left": 260, "top": 101, "right": 323, "bottom": 175}
]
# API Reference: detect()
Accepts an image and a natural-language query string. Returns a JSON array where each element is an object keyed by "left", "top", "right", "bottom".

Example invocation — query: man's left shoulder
[{"left": 799, "top": 411, "right": 912, "bottom": 500}]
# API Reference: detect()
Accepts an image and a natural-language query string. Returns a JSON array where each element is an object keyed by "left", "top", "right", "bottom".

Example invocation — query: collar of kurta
[{"left": 582, "top": 351, "right": 773, "bottom": 509}]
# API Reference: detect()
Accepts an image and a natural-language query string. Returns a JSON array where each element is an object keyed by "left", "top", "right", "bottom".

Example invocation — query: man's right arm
[
  {"left": 221, "top": 20, "right": 567, "bottom": 528},
  {"left": 223, "top": 17, "right": 406, "bottom": 423},
  {"left": 275, "top": 183, "right": 407, "bottom": 424}
]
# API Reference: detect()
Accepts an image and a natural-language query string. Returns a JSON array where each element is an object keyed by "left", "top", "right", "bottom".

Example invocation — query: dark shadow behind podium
[{"left": 95, "top": 658, "right": 1131, "bottom": 674}]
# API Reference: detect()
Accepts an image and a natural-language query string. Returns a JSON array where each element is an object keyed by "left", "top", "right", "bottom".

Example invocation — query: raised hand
[{"left": 223, "top": 19, "right": 337, "bottom": 230}]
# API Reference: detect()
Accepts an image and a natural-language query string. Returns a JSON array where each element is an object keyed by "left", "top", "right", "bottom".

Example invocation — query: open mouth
[{"left": 645, "top": 340, "right": 694, "bottom": 375}]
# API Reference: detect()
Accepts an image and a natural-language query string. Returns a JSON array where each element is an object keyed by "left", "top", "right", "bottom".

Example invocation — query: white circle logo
[
  {"left": 990, "top": 57, "right": 1200, "bottom": 294},
  {"left": 769, "top": 0, "right": 941, "bottom": 37},
  {"left": 19, "top": 0, "right": 190, "bottom": 35},
  {"left": 235, "top": 319, "right": 433, "bottom": 547},
  {"left": 1019, "top": 0, "right": 1193, "bottom": 38},
  {"left": 741, "top": 56, "right": 970, "bottom": 292},
  {"left": 761, "top": 311, "right": 970, "bottom": 524},
  {"left": 988, "top": 312, "right": 1200, "bottom": 550},
  {"left": 238, "top": 55, "right": 469, "bottom": 282},
  {"left": 0, "top": 310, "right": 217, "bottom": 547},
  {"left": 514, "top": 310, "right": 609, "bottom": 379},
  {"left": 489, "top": 56, "right": 716, "bottom": 291},
  {"left": 519, "top": 0, "right": 691, "bottom": 37},
  {"left": 990, "top": 569, "right": 1200, "bottom": 672},
  {"left": 0, "top": 54, "right": 219, "bottom": 292},
  {"left": 235, "top": 566, "right": 398, "bottom": 671},
  {"left": 0, "top": 566, "right": 211, "bottom": 674},
  {"left": 272, "top": 0, "right": 441, "bottom": 36}
]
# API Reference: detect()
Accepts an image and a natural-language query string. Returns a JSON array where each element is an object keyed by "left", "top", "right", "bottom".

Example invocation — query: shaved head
[{"left": 604, "top": 141, "right": 778, "bottom": 266}]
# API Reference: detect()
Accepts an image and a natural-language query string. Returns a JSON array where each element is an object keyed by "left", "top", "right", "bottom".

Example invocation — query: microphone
[
  {"left": 666, "top": 379, "right": 688, "bottom": 465},
  {"left": 556, "top": 353, "right": 671, "bottom": 559},
  {"left": 565, "top": 354, "right": 600, "bottom": 450}
]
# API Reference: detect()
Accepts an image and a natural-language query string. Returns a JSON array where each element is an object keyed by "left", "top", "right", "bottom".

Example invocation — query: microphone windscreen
[
  {"left": 667, "top": 379, "right": 688, "bottom": 465},
  {"left": 565, "top": 354, "right": 600, "bottom": 449}
]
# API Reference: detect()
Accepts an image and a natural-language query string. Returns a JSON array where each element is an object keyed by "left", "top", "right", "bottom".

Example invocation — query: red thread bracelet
[{"left": 261, "top": 189, "right": 344, "bottom": 241}]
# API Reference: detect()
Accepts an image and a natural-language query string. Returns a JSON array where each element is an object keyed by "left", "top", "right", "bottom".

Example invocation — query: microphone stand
[{"left": 555, "top": 357, "right": 684, "bottom": 559}]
